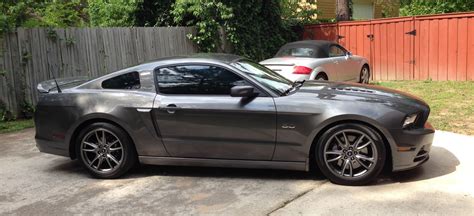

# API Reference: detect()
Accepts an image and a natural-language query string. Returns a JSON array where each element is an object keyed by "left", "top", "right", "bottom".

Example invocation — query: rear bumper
[
  {"left": 285, "top": 74, "right": 310, "bottom": 82},
  {"left": 390, "top": 123, "right": 435, "bottom": 172},
  {"left": 35, "top": 136, "right": 70, "bottom": 157}
]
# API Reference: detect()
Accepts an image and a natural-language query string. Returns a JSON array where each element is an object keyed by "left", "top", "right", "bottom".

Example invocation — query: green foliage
[
  {"left": 42, "top": 0, "right": 87, "bottom": 27},
  {"left": 46, "top": 27, "right": 59, "bottom": 41},
  {"left": 135, "top": 0, "right": 175, "bottom": 26},
  {"left": 20, "top": 101, "right": 34, "bottom": 119},
  {"left": 88, "top": 0, "right": 139, "bottom": 27},
  {"left": 280, "top": 0, "right": 319, "bottom": 25},
  {"left": 0, "top": 0, "right": 41, "bottom": 34},
  {"left": 400, "top": 0, "right": 474, "bottom": 16},
  {"left": 172, "top": 0, "right": 233, "bottom": 52},
  {"left": 65, "top": 37, "right": 76, "bottom": 46},
  {"left": 173, "top": 0, "right": 297, "bottom": 61},
  {"left": 0, "top": 0, "right": 88, "bottom": 34}
]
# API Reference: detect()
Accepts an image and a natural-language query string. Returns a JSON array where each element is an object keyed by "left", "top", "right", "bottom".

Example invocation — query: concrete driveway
[{"left": 0, "top": 129, "right": 473, "bottom": 215}]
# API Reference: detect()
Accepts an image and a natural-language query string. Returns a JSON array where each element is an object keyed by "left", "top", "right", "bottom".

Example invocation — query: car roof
[
  {"left": 275, "top": 40, "right": 338, "bottom": 58},
  {"left": 283, "top": 40, "right": 336, "bottom": 47},
  {"left": 143, "top": 53, "right": 245, "bottom": 66}
]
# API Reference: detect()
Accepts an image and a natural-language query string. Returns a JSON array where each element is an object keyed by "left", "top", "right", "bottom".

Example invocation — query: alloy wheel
[
  {"left": 360, "top": 67, "right": 369, "bottom": 84},
  {"left": 80, "top": 128, "right": 124, "bottom": 173},
  {"left": 323, "top": 129, "right": 378, "bottom": 178}
]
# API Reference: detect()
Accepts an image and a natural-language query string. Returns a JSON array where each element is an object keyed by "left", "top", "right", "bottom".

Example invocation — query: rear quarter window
[{"left": 102, "top": 72, "right": 141, "bottom": 90}]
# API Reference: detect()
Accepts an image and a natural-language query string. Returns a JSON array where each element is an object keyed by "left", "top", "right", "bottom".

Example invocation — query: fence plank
[{"left": 303, "top": 12, "right": 474, "bottom": 81}]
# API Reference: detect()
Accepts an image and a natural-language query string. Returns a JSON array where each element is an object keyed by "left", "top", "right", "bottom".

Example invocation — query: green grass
[
  {"left": 0, "top": 119, "right": 34, "bottom": 134},
  {"left": 374, "top": 81, "right": 474, "bottom": 135}
]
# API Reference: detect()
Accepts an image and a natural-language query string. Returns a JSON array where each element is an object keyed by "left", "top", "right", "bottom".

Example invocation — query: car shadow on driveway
[
  {"left": 376, "top": 146, "right": 460, "bottom": 185},
  {"left": 45, "top": 146, "right": 458, "bottom": 184},
  {"left": 131, "top": 165, "right": 326, "bottom": 181}
]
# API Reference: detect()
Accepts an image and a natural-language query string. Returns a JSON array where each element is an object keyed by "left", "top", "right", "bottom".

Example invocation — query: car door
[
  {"left": 151, "top": 64, "right": 277, "bottom": 160},
  {"left": 328, "top": 45, "right": 354, "bottom": 81}
]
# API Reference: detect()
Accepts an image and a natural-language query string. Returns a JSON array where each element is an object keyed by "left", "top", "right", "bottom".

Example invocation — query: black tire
[
  {"left": 314, "top": 123, "right": 386, "bottom": 185},
  {"left": 359, "top": 65, "right": 370, "bottom": 84},
  {"left": 315, "top": 73, "right": 328, "bottom": 81},
  {"left": 76, "top": 122, "right": 137, "bottom": 178}
]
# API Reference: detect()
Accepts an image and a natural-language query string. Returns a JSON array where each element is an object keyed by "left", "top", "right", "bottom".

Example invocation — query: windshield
[
  {"left": 276, "top": 47, "right": 316, "bottom": 57},
  {"left": 231, "top": 60, "right": 292, "bottom": 95}
]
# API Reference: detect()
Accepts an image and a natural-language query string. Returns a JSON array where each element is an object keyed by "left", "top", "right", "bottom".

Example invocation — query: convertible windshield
[{"left": 231, "top": 60, "right": 292, "bottom": 95}]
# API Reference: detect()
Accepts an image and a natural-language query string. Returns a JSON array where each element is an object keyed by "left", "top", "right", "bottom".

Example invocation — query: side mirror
[
  {"left": 346, "top": 52, "right": 352, "bottom": 56},
  {"left": 231, "top": 86, "right": 255, "bottom": 97}
]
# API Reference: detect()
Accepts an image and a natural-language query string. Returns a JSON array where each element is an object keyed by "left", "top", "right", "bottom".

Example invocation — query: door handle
[{"left": 163, "top": 104, "right": 181, "bottom": 114}]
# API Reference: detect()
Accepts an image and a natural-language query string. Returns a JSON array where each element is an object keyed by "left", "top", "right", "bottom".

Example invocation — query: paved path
[{"left": 0, "top": 129, "right": 472, "bottom": 215}]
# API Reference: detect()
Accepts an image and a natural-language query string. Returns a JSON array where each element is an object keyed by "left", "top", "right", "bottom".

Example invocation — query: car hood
[{"left": 292, "top": 81, "right": 429, "bottom": 110}]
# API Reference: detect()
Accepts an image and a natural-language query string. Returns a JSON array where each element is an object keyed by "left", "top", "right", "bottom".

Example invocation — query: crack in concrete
[{"left": 266, "top": 181, "right": 329, "bottom": 215}]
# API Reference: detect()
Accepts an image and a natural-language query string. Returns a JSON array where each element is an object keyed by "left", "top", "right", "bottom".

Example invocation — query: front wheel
[
  {"left": 76, "top": 122, "right": 137, "bottom": 178},
  {"left": 359, "top": 65, "right": 370, "bottom": 84},
  {"left": 314, "top": 123, "right": 386, "bottom": 185}
]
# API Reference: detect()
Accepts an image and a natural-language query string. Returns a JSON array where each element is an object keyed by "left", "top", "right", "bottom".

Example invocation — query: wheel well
[
  {"left": 69, "top": 118, "right": 131, "bottom": 159},
  {"left": 362, "top": 64, "right": 370, "bottom": 74},
  {"left": 308, "top": 120, "right": 392, "bottom": 173},
  {"left": 315, "top": 72, "right": 328, "bottom": 80}
]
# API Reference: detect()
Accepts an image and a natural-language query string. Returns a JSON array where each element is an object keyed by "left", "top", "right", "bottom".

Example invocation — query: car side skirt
[{"left": 139, "top": 156, "right": 308, "bottom": 171}]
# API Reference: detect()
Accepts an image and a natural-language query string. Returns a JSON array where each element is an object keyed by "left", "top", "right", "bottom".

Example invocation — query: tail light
[{"left": 292, "top": 66, "right": 313, "bottom": 74}]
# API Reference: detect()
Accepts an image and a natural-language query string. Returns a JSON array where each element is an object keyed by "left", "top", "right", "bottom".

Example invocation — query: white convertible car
[{"left": 260, "top": 40, "right": 370, "bottom": 83}]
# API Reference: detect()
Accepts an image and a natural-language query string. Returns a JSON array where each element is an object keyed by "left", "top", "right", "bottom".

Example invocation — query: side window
[
  {"left": 155, "top": 65, "right": 255, "bottom": 95},
  {"left": 102, "top": 72, "right": 141, "bottom": 90},
  {"left": 328, "top": 45, "right": 346, "bottom": 57}
]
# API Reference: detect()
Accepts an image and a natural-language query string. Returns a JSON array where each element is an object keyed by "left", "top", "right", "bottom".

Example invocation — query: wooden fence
[
  {"left": 0, "top": 27, "right": 197, "bottom": 116},
  {"left": 303, "top": 12, "right": 474, "bottom": 81}
]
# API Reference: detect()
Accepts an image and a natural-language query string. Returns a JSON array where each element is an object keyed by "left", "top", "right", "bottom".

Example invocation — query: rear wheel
[
  {"left": 314, "top": 123, "right": 386, "bottom": 185},
  {"left": 76, "top": 122, "right": 137, "bottom": 178},
  {"left": 315, "top": 73, "right": 328, "bottom": 81},
  {"left": 359, "top": 65, "right": 370, "bottom": 84}
]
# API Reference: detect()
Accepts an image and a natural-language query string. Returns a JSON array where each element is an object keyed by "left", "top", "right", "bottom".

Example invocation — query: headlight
[{"left": 403, "top": 113, "right": 418, "bottom": 129}]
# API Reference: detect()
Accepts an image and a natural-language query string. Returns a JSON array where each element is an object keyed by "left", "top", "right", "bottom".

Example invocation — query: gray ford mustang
[{"left": 35, "top": 53, "right": 434, "bottom": 185}]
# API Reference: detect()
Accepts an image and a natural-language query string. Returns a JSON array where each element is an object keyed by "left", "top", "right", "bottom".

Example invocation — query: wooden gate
[{"left": 302, "top": 12, "right": 474, "bottom": 81}]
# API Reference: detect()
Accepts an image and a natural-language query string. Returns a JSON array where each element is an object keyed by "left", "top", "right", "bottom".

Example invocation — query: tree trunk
[{"left": 336, "top": 0, "right": 350, "bottom": 21}]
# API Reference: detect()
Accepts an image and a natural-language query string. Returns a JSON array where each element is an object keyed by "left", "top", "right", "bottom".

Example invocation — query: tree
[
  {"left": 172, "top": 0, "right": 297, "bottom": 60},
  {"left": 336, "top": 0, "right": 350, "bottom": 21},
  {"left": 1, "top": 0, "right": 88, "bottom": 33},
  {"left": 135, "top": 0, "right": 175, "bottom": 27},
  {"left": 400, "top": 0, "right": 474, "bottom": 16},
  {"left": 88, "top": 0, "right": 138, "bottom": 27},
  {"left": 280, "top": 0, "right": 319, "bottom": 25}
]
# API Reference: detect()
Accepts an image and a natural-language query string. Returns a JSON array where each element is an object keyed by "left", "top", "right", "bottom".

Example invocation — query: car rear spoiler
[{"left": 37, "top": 76, "right": 90, "bottom": 93}]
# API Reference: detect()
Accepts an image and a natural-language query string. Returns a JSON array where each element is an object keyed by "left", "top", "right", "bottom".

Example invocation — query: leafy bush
[
  {"left": 173, "top": 0, "right": 298, "bottom": 61},
  {"left": 0, "top": 99, "right": 14, "bottom": 122},
  {"left": 135, "top": 0, "right": 175, "bottom": 27},
  {"left": 280, "top": 0, "right": 319, "bottom": 25},
  {"left": 88, "top": 0, "right": 139, "bottom": 27},
  {"left": 400, "top": 0, "right": 474, "bottom": 16},
  {"left": 42, "top": 0, "right": 87, "bottom": 27}
]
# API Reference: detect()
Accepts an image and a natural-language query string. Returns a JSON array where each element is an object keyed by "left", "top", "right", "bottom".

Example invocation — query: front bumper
[{"left": 391, "top": 122, "right": 435, "bottom": 172}]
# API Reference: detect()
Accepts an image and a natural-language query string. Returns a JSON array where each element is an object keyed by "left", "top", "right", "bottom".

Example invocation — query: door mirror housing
[
  {"left": 345, "top": 52, "right": 352, "bottom": 59},
  {"left": 231, "top": 86, "right": 255, "bottom": 97}
]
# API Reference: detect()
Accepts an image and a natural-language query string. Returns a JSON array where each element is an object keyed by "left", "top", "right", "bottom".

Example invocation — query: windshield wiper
[{"left": 281, "top": 80, "right": 305, "bottom": 96}]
